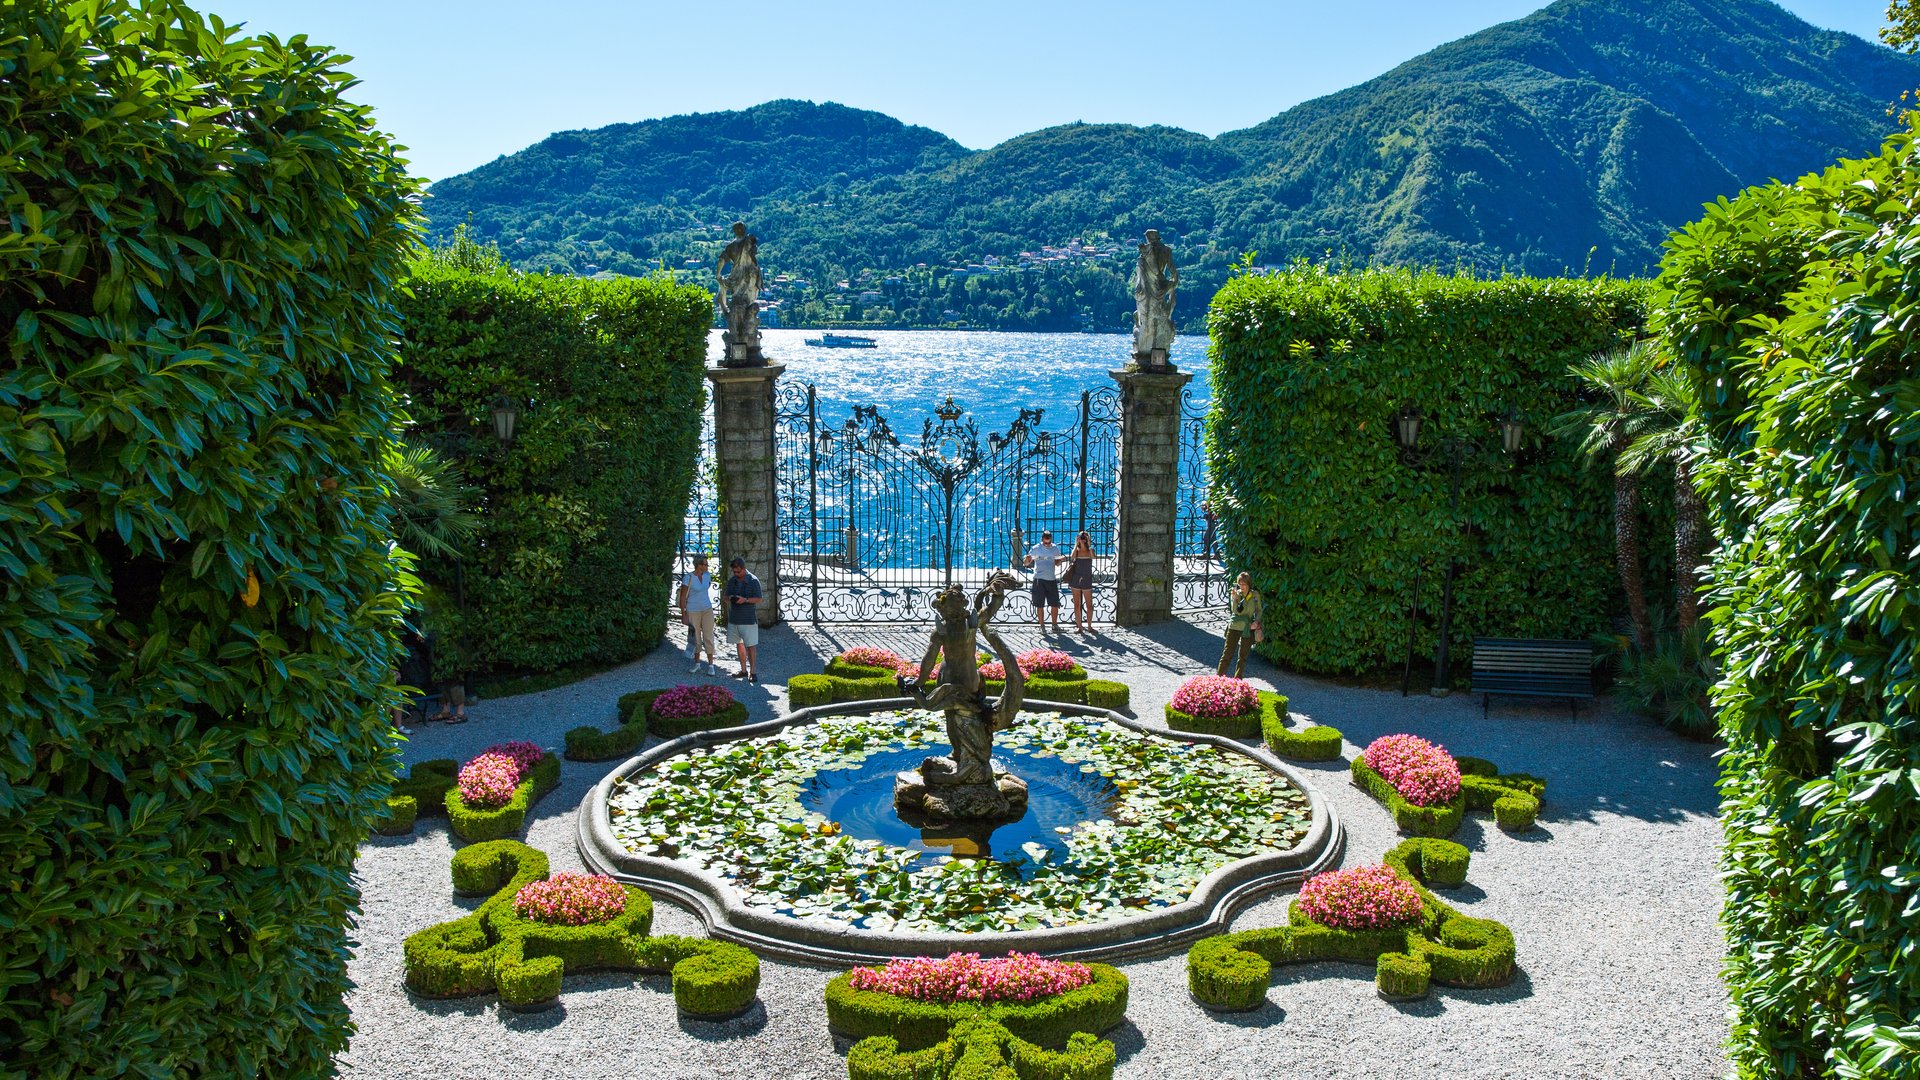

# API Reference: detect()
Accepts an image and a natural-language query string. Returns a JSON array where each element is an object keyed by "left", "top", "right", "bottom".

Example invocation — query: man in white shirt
[
  {"left": 677, "top": 555, "right": 719, "bottom": 675},
  {"left": 1023, "top": 530, "right": 1066, "bottom": 633}
]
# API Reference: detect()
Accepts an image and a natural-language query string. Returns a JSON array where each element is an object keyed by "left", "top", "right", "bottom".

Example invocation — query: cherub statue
[{"left": 896, "top": 572, "right": 1026, "bottom": 796}]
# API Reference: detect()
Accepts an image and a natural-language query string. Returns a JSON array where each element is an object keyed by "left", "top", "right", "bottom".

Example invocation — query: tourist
[
  {"left": 1217, "top": 572, "right": 1264, "bottom": 677},
  {"left": 724, "top": 556, "right": 762, "bottom": 682},
  {"left": 1023, "top": 529, "right": 1066, "bottom": 633},
  {"left": 678, "top": 554, "right": 719, "bottom": 676},
  {"left": 1066, "top": 530, "right": 1097, "bottom": 634}
]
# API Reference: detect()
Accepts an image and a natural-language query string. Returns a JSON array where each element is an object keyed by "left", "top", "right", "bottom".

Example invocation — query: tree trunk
[
  {"left": 1615, "top": 463, "right": 1653, "bottom": 654},
  {"left": 1673, "top": 458, "right": 1705, "bottom": 635}
]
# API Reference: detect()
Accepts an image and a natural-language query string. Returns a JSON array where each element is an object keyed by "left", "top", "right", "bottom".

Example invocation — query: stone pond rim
[{"left": 575, "top": 697, "right": 1345, "bottom": 967}]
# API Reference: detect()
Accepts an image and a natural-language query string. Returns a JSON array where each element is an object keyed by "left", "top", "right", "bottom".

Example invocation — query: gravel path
[{"left": 342, "top": 617, "right": 1727, "bottom": 1079}]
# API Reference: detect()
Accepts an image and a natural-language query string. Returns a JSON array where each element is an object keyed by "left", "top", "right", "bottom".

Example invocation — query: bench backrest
[{"left": 1470, "top": 637, "right": 1593, "bottom": 676}]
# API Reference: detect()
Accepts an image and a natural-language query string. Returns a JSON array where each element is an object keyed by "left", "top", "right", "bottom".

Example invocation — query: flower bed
[
  {"left": 1361, "top": 734, "right": 1462, "bottom": 806},
  {"left": 607, "top": 709, "right": 1307, "bottom": 932},
  {"left": 1350, "top": 743, "right": 1547, "bottom": 837},
  {"left": 827, "top": 961, "right": 1129, "bottom": 1051},
  {"left": 981, "top": 649, "right": 1081, "bottom": 681},
  {"left": 444, "top": 743, "right": 560, "bottom": 842},
  {"left": 375, "top": 759, "right": 459, "bottom": 835},
  {"left": 646, "top": 683, "right": 749, "bottom": 739},
  {"left": 513, "top": 872, "right": 628, "bottom": 926},
  {"left": 849, "top": 952, "right": 1092, "bottom": 1003},
  {"left": 564, "top": 686, "right": 749, "bottom": 760},
  {"left": 403, "top": 839, "right": 759, "bottom": 1017},
  {"left": 833, "top": 647, "right": 919, "bottom": 677},
  {"left": 1296, "top": 865, "right": 1424, "bottom": 931},
  {"left": 846, "top": 1018, "right": 1117, "bottom": 1080},
  {"left": 1164, "top": 675, "right": 1260, "bottom": 738},
  {"left": 791, "top": 659, "right": 1129, "bottom": 711},
  {"left": 1186, "top": 837, "right": 1514, "bottom": 1009}
]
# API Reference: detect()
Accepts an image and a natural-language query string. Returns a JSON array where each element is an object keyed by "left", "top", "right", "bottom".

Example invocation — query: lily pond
[{"left": 605, "top": 709, "right": 1312, "bottom": 933}]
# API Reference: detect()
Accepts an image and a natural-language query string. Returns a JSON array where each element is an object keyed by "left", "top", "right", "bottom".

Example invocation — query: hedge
[
  {"left": 846, "top": 1017, "right": 1116, "bottom": 1080},
  {"left": 825, "top": 963, "right": 1128, "bottom": 1051},
  {"left": 1257, "top": 692, "right": 1344, "bottom": 761},
  {"left": 1659, "top": 122, "right": 1920, "bottom": 1076},
  {"left": 0, "top": 6, "right": 420, "bottom": 1076},
  {"left": 444, "top": 753, "right": 561, "bottom": 842},
  {"left": 1186, "top": 838, "right": 1513, "bottom": 1010},
  {"left": 648, "top": 698, "right": 751, "bottom": 741},
  {"left": 396, "top": 250, "right": 711, "bottom": 682},
  {"left": 373, "top": 759, "right": 460, "bottom": 835},
  {"left": 794, "top": 662, "right": 1131, "bottom": 712},
  {"left": 1350, "top": 754, "right": 1545, "bottom": 836},
  {"left": 403, "top": 839, "right": 760, "bottom": 1016},
  {"left": 1206, "top": 267, "right": 1650, "bottom": 678},
  {"left": 564, "top": 689, "right": 750, "bottom": 759}
]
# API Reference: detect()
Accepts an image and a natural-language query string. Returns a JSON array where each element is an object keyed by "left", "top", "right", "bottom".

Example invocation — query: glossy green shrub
[
  {"left": 402, "top": 840, "right": 760, "bottom": 1015},
  {"left": 1659, "top": 123, "right": 1920, "bottom": 1077},
  {"left": 1187, "top": 837, "right": 1509, "bottom": 1010},
  {"left": 826, "top": 964, "right": 1128, "bottom": 1051},
  {"left": 0, "top": 6, "right": 420, "bottom": 1076},
  {"left": 846, "top": 1017, "right": 1116, "bottom": 1080},
  {"left": 1256, "top": 691, "right": 1343, "bottom": 761},
  {"left": 444, "top": 753, "right": 561, "bottom": 842},
  {"left": 396, "top": 255, "right": 710, "bottom": 682},
  {"left": 1352, "top": 754, "right": 1544, "bottom": 836},
  {"left": 567, "top": 690, "right": 661, "bottom": 761},
  {"left": 1207, "top": 267, "right": 1648, "bottom": 678}
]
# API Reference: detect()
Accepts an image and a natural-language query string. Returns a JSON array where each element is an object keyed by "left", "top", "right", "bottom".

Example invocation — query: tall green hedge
[
  {"left": 1, "top": 6, "right": 418, "bottom": 1077},
  {"left": 396, "top": 256, "right": 710, "bottom": 679},
  {"left": 1660, "top": 124, "right": 1920, "bottom": 1078},
  {"left": 1206, "top": 267, "right": 1648, "bottom": 676}
]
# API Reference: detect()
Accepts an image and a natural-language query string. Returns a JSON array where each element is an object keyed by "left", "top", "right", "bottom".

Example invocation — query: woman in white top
[{"left": 677, "top": 555, "right": 718, "bottom": 675}]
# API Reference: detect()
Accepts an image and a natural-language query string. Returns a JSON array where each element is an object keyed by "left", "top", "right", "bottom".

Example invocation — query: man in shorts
[
  {"left": 724, "top": 556, "right": 762, "bottom": 682},
  {"left": 1023, "top": 530, "right": 1066, "bottom": 633}
]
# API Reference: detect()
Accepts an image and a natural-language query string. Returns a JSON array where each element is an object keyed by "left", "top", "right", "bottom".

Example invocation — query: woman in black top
[{"left": 1067, "top": 531, "right": 1097, "bottom": 634}]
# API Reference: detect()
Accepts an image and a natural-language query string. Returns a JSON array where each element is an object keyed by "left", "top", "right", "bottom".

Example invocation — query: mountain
[{"left": 422, "top": 0, "right": 1920, "bottom": 327}]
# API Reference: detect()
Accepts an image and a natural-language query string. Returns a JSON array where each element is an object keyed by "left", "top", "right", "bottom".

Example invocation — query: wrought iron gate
[
  {"left": 1173, "top": 387, "right": 1228, "bottom": 610},
  {"left": 775, "top": 384, "right": 1120, "bottom": 623}
]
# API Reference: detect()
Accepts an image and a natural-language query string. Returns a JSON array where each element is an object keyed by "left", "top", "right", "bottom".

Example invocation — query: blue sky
[{"left": 208, "top": 0, "right": 1894, "bottom": 183}]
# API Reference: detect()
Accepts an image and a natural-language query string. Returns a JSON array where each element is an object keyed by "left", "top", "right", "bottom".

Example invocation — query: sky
[{"left": 206, "top": 0, "right": 1896, "bottom": 184}]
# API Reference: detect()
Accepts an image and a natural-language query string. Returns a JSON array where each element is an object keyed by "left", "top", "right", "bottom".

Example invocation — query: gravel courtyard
[{"left": 341, "top": 616, "right": 1727, "bottom": 1080}]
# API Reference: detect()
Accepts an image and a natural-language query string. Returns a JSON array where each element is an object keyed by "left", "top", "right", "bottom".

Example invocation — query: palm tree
[
  {"left": 386, "top": 440, "right": 479, "bottom": 560},
  {"left": 1555, "top": 342, "right": 1661, "bottom": 653},
  {"left": 1619, "top": 366, "right": 1707, "bottom": 635}
]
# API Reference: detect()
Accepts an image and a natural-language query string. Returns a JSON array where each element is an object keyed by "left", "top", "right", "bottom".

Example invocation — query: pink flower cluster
[
  {"left": 1362, "top": 734, "right": 1462, "bottom": 807},
  {"left": 837, "top": 647, "right": 916, "bottom": 676},
  {"left": 513, "top": 872, "right": 628, "bottom": 925},
  {"left": 456, "top": 742, "right": 546, "bottom": 808},
  {"left": 848, "top": 952, "right": 1093, "bottom": 1003},
  {"left": 1297, "top": 864, "right": 1424, "bottom": 931},
  {"left": 981, "top": 649, "right": 1078, "bottom": 680},
  {"left": 1170, "top": 675, "right": 1258, "bottom": 718},
  {"left": 651, "top": 683, "right": 737, "bottom": 720}
]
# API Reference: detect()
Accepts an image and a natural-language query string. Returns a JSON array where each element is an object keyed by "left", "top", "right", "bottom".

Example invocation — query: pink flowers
[
  {"left": 513, "top": 872, "right": 628, "bottom": 925},
  {"left": 651, "top": 683, "right": 737, "bottom": 720},
  {"left": 838, "top": 647, "right": 916, "bottom": 677},
  {"left": 848, "top": 952, "right": 1093, "bottom": 1003},
  {"left": 982, "top": 650, "right": 1078, "bottom": 680},
  {"left": 1362, "top": 734, "right": 1462, "bottom": 807},
  {"left": 1297, "top": 864, "right": 1424, "bottom": 931},
  {"left": 1171, "top": 675, "right": 1258, "bottom": 719},
  {"left": 456, "top": 742, "right": 547, "bottom": 809}
]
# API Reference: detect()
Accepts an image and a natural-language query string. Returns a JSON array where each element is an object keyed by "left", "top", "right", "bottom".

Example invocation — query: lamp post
[
  {"left": 1392, "top": 403, "right": 1523, "bottom": 696},
  {"left": 491, "top": 395, "right": 518, "bottom": 446}
]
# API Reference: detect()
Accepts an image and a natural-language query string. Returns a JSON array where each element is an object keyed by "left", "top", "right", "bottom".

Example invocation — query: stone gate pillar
[
  {"left": 1111, "top": 367, "right": 1191, "bottom": 625},
  {"left": 707, "top": 363, "right": 783, "bottom": 627}
]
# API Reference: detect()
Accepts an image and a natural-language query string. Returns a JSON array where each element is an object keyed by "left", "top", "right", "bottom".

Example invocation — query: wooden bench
[{"left": 1470, "top": 638, "right": 1594, "bottom": 718}]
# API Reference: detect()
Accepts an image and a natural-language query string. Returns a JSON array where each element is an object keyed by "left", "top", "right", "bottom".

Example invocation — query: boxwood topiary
[
  {"left": 402, "top": 839, "right": 759, "bottom": 1016},
  {"left": 1083, "top": 679, "right": 1131, "bottom": 710},
  {"left": 846, "top": 1017, "right": 1117, "bottom": 1080},
  {"left": 825, "top": 963, "right": 1128, "bottom": 1051},
  {"left": 0, "top": 6, "right": 421, "bottom": 1075},
  {"left": 1256, "top": 691, "right": 1343, "bottom": 761},
  {"left": 445, "top": 753, "right": 562, "bottom": 842},
  {"left": 567, "top": 690, "right": 662, "bottom": 761},
  {"left": 1164, "top": 701, "right": 1260, "bottom": 739},
  {"left": 795, "top": 663, "right": 1131, "bottom": 712},
  {"left": 1351, "top": 754, "right": 1544, "bottom": 836},
  {"left": 1186, "top": 837, "right": 1510, "bottom": 1010},
  {"left": 648, "top": 697, "right": 751, "bottom": 740}
]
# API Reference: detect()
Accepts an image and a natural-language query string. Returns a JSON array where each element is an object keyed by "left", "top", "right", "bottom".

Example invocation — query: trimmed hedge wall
[
  {"left": 396, "top": 255, "right": 710, "bottom": 681},
  {"left": 649, "top": 698, "right": 751, "bottom": 741},
  {"left": 1659, "top": 124, "right": 1920, "bottom": 1075},
  {"left": 794, "top": 662, "right": 1131, "bottom": 712},
  {"left": 1206, "top": 267, "right": 1649, "bottom": 677},
  {"left": 564, "top": 689, "right": 750, "bottom": 759},
  {"left": 1257, "top": 692, "right": 1344, "bottom": 761},
  {"left": 846, "top": 1017, "right": 1117, "bottom": 1080},
  {"left": 0, "top": 6, "right": 420, "bottom": 1076},
  {"left": 1351, "top": 755, "right": 1545, "bottom": 836},
  {"left": 402, "top": 839, "right": 760, "bottom": 1016},
  {"left": 376, "top": 759, "right": 460, "bottom": 834},
  {"left": 1186, "top": 838, "right": 1513, "bottom": 1010},
  {"left": 444, "top": 753, "right": 561, "bottom": 842},
  {"left": 825, "top": 963, "right": 1128, "bottom": 1051}
]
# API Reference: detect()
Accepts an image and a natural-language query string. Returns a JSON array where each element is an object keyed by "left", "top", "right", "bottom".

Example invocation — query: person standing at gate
[
  {"left": 1218, "top": 572, "right": 1265, "bottom": 677},
  {"left": 1024, "top": 530, "right": 1066, "bottom": 633},
  {"left": 678, "top": 554, "right": 718, "bottom": 676},
  {"left": 1066, "top": 531, "right": 1097, "bottom": 635},
  {"left": 725, "top": 556, "right": 763, "bottom": 682}
]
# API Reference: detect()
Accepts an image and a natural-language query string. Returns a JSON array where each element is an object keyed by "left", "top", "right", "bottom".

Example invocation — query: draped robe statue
[
  {"left": 716, "top": 221, "right": 762, "bottom": 362},
  {"left": 1131, "top": 229, "right": 1178, "bottom": 366}
]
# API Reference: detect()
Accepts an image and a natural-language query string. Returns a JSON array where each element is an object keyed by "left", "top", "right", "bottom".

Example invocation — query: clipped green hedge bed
[
  {"left": 402, "top": 840, "right": 759, "bottom": 1017},
  {"left": 1163, "top": 689, "right": 1345, "bottom": 761},
  {"left": 793, "top": 659, "right": 1130, "bottom": 712},
  {"left": 1351, "top": 755, "right": 1546, "bottom": 836},
  {"left": 445, "top": 753, "right": 562, "bottom": 842},
  {"left": 825, "top": 963, "right": 1128, "bottom": 1051},
  {"left": 376, "top": 759, "right": 459, "bottom": 835},
  {"left": 565, "top": 688, "right": 750, "bottom": 761},
  {"left": 846, "top": 1017, "right": 1116, "bottom": 1080},
  {"left": 1186, "top": 838, "right": 1514, "bottom": 1010}
]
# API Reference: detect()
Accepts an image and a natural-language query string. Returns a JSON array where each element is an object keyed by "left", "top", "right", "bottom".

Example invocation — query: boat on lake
[{"left": 804, "top": 332, "right": 878, "bottom": 349}]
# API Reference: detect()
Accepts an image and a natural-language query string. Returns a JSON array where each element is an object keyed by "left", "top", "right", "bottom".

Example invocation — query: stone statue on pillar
[
  {"left": 1131, "top": 229, "right": 1178, "bottom": 370},
  {"left": 716, "top": 221, "right": 763, "bottom": 366}
]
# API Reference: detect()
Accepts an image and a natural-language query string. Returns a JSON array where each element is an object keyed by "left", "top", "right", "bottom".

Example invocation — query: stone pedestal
[
  {"left": 895, "top": 758, "right": 1030, "bottom": 822},
  {"left": 1111, "top": 367, "right": 1192, "bottom": 625},
  {"left": 707, "top": 363, "right": 783, "bottom": 627}
]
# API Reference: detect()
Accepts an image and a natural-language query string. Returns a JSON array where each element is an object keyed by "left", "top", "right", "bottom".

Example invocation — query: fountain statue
[
  {"left": 892, "top": 572, "right": 1031, "bottom": 821},
  {"left": 716, "top": 221, "right": 763, "bottom": 365},
  {"left": 1131, "top": 228, "right": 1178, "bottom": 370}
]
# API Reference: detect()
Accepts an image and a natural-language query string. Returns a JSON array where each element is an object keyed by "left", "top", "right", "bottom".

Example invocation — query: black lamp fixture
[
  {"left": 1393, "top": 405, "right": 1423, "bottom": 453},
  {"left": 1498, "top": 410, "right": 1525, "bottom": 456},
  {"left": 491, "top": 394, "right": 518, "bottom": 446}
]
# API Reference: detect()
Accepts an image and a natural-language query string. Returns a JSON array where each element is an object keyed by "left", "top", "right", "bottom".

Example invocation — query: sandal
[{"left": 443, "top": 711, "right": 468, "bottom": 724}]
